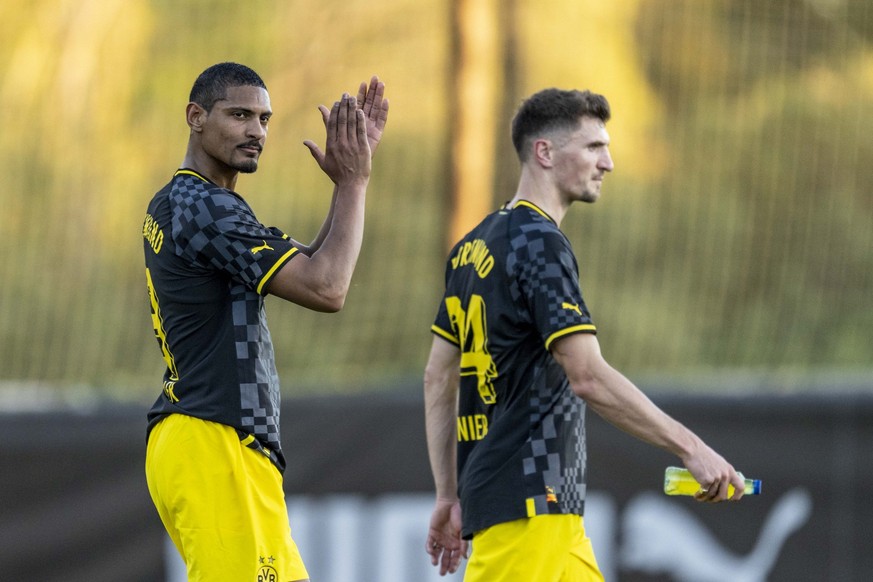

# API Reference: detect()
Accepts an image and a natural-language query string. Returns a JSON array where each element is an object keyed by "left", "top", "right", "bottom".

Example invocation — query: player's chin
[
  {"left": 577, "top": 188, "right": 601, "bottom": 204},
  {"left": 235, "top": 159, "right": 260, "bottom": 174}
]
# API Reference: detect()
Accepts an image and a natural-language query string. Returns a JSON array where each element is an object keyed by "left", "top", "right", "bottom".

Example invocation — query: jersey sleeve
[
  {"left": 509, "top": 224, "right": 596, "bottom": 350},
  {"left": 431, "top": 244, "right": 462, "bottom": 345},
  {"left": 170, "top": 187, "right": 299, "bottom": 295},
  {"left": 431, "top": 303, "right": 460, "bottom": 345}
]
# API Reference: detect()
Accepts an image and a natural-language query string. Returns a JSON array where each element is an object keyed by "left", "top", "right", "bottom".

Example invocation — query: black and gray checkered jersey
[
  {"left": 142, "top": 169, "right": 299, "bottom": 472},
  {"left": 431, "top": 200, "right": 597, "bottom": 538}
]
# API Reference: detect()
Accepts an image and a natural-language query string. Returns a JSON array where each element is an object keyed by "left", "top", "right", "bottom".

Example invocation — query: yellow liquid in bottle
[{"left": 663, "top": 467, "right": 761, "bottom": 496}]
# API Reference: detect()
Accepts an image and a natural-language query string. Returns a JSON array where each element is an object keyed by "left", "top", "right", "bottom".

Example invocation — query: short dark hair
[
  {"left": 189, "top": 62, "right": 267, "bottom": 112},
  {"left": 511, "top": 89, "right": 611, "bottom": 161}
]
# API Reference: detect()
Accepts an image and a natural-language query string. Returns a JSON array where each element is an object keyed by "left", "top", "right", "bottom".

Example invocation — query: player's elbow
[
  {"left": 567, "top": 357, "right": 624, "bottom": 407},
  {"left": 569, "top": 370, "right": 602, "bottom": 401},
  {"left": 565, "top": 356, "right": 612, "bottom": 402},
  {"left": 308, "top": 284, "right": 348, "bottom": 312},
  {"left": 266, "top": 275, "right": 348, "bottom": 312},
  {"left": 306, "top": 262, "right": 357, "bottom": 312},
  {"left": 319, "top": 296, "right": 346, "bottom": 313}
]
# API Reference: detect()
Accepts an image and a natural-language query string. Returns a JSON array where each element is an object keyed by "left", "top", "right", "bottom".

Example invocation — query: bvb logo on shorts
[{"left": 257, "top": 556, "right": 278, "bottom": 582}]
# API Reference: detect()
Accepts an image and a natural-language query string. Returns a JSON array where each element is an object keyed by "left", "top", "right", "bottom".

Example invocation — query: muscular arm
[
  {"left": 265, "top": 94, "right": 369, "bottom": 312},
  {"left": 551, "top": 332, "right": 746, "bottom": 501},
  {"left": 267, "top": 79, "right": 389, "bottom": 311}
]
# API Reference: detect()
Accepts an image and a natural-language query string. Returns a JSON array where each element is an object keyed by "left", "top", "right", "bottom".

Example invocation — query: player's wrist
[{"left": 334, "top": 176, "right": 370, "bottom": 192}]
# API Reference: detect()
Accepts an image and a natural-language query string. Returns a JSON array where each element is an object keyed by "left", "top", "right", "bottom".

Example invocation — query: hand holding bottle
[{"left": 664, "top": 466, "right": 761, "bottom": 498}]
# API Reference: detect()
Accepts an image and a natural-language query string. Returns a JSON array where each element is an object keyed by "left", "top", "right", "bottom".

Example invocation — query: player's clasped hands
[{"left": 304, "top": 76, "right": 389, "bottom": 186}]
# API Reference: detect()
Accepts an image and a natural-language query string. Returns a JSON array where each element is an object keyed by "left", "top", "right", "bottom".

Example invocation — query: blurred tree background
[{"left": 1, "top": 0, "right": 870, "bottom": 403}]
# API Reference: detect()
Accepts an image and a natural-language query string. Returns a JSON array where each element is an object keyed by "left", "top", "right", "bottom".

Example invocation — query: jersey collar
[
  {"left": 174, "top": 168, "right": 212, "bottom": 184},
  {"left": 513, "top": 200, "right": 556, "bottom": 224}
]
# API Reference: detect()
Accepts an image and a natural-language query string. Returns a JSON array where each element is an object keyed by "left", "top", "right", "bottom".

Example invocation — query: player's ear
[
  {"left": 186, "top": 102, "right": 207, "bottom": 132},
  {"left": 533, "top": 138, "right": 554, "bottom": 168}
]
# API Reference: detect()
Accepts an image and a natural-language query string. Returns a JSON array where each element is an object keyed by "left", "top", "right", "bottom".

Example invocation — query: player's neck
[
  {"left": 182, "top": 146, "right": 240, "bottom": 191},
  {"left": 511, "top": 172, "right": 568, "bottom": 226}
]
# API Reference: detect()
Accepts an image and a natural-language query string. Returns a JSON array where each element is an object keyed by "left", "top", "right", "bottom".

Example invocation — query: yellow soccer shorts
[
  {"left": 145, "top": 414, "right": 309, "bottom": 582},
  {"left": 464, "top": 514, "right": 604, "bottom": 582}
]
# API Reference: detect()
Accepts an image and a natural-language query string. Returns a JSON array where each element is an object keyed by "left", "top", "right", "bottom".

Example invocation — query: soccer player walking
[{"left": 424, "top": 88, "right": 743, "bottom": 580}]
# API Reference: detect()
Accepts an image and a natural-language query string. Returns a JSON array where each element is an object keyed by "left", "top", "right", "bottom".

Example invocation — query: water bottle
[{"left": 663, "top": 466, "right": 761, "bottom": 496}]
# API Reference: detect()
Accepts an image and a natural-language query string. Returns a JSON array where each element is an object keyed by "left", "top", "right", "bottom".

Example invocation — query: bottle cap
[{"left": 750, "top": 479, "right": 762, "bottom": 495}]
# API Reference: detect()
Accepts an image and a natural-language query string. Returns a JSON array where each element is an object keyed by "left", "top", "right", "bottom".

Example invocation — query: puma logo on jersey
[
  {"left": 250, "top": 241, "right": 274, "bottom": 255},
  {"left": 562, "top": 302, "right": 582, "bottom": 316}
]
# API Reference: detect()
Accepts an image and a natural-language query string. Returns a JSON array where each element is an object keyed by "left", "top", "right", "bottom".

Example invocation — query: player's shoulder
[
  {"left": 507, "top": 202, "right": 567, "bottom": 248},
  {"left": 147, "top": 179, "right": 174, "bottom": 212},
  {"left": 508, "top": 200, "right": 558, "bottom": 228},
  {"left": 169, "top": 172, "right": 250, "bottom": 214}
]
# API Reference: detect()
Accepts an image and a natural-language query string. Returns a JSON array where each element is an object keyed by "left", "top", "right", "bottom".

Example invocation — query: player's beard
[
  {"left": 236, "top": 159, "right": 259, "bottom": 173},
  {"left": 578, "top": 178, "right": 603, "bottom": 203},
  {"left": 233, "top": 143, "right": 262, "bottom": 174}
]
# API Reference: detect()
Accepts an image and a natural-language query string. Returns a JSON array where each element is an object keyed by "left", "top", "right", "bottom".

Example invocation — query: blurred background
[{"left": 1, "top": 0, "right": 871, "bottom": 580}]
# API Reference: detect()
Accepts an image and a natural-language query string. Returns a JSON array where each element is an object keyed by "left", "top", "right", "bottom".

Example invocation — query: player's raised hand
[
  {"left": 356, "top": 76, "right": 389, "bottom": 157},
  {"left": 303, "top": 93, "right": 371, "bottom": 186}
]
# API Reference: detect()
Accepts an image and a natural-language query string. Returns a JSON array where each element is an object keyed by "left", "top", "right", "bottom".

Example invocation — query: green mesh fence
[{"left": 1, "top": 0, "right": 870, "bottom": 400}]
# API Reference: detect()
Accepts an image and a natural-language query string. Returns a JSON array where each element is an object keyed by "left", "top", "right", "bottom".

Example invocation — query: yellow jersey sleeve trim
[
  {"left": 431, "top": 325, "right": 460, "bottom": 346},
  {"left": 257, "top": 247, "right": 299, "bottom": 295},
  {"left": 240, "top": 434, "right": 256, "bottom": 447},
  {"left": 545, "top": 324, "right": 597, "bottom": 350}
]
